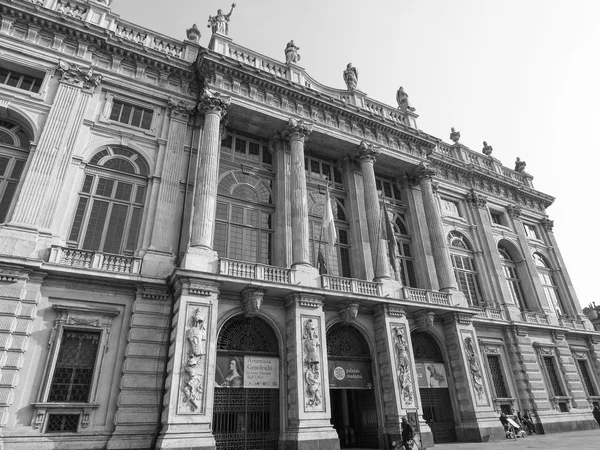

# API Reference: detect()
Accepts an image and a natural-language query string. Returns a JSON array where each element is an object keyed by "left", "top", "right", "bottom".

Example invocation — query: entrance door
[
  {"left": 420, "top": 388, "right": 457, "bottom": 443},
  {"left": 330, "top": 389, "right": 378, "bottom": 448}
]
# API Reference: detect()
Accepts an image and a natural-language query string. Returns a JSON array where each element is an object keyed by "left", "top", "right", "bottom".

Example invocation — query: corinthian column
[
  {"left": 189, "top": 90, "right": 230, "bottom": 249},
  {"left": 355, "top": 141, "right": 390, "bottom": 280},
  {"left": 412, "top": 163, "right": 457, "bottom": 291},
  {"left": 283, "top": 118, "right": 312, "bottom": 267}
]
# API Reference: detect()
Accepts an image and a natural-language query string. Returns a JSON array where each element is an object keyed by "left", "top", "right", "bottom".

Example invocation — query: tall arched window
[
  {"left": 534, "top": 253, "right": 563, "bottom": 316},
  {"left": 393, "top": 214, "right": 417, "bottom": 287},
  {"left": 0, "top": 119, "right": 31, "bottom": 223},
  {"left": 68, "top": 146, "right": 149, "bottom": 255},
  {"left": 214, "top": 171, "right": 273, "bottom": 264},
  {"left": 448, "top": 231, "right": 482, "bottom": 306},
  {"left": 498, "top": 244, "right": 526, "bottom": 311}
]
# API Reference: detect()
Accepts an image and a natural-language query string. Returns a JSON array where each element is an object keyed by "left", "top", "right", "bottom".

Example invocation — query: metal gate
[
  {"left": 420, "top": 388, "right": 457, "bottom": 443},
  {"left": 213, "top": 387, "right": 279, "bottom": 450}
]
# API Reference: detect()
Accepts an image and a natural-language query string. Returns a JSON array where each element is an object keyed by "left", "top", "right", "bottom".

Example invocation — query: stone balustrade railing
[
  {"left": 522, "top": 311, "right": 550, "bottom": 325},
  {"left": 219, "top": 258, "right": 294, "bottom": 284},
  {"left": 435, "top": 142, "right": 533, "bottom": 187},
  {"left": 48, "top": 245, "right": 141, "bottom": 274},
  {"left": 559, "top": 316, "right": 588, "bottom": 331},
  {"left": 321, "top": 275, "right": 382, "bottom": 296},
  {"left": 472, "top": 306, "right": 507, "bottom": 321},
  {"left": 402, "top": 287, "right": 452, "bottom": 305}
]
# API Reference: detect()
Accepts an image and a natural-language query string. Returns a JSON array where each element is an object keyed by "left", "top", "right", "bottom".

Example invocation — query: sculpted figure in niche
[
  {"left": 303, "top": 318, "right": 323, "bottom": 409},
  {"left": 343, "top": 63, "right": 359, "bottom": 90},
  {"left": 208, "top": 3, "right": 236, "bottom": 35},
  {"left": 305, "top": 361, "right": 322, "bottom": 407},
  {"left": 303, "top": 318, "right": 320, "bottom": 363},
  {"left": 464, "top": 337, "right": 485, "bottom": 401},
  {"left": 393, "top": 326, "right": 414, "bottom": 406},
  {"left": 183, "top": 309, "right": 207, "bottom": 411},
  {"left": 285, "top": 40, "right": 301, "bottom": 64},
  {"left": 514, "top": 157, "right": 526, "bottom": 173},
  {"left": 396, "top": 86, "right": 416, "bottom": 113},
  {"left": 482, "top": 141, "right": 493, "bottom": 156}
]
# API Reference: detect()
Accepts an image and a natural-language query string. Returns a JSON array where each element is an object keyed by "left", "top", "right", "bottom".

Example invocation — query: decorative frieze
[
  {"left": 551, "top": 330, "right": 566, "bottom": 342},
  {"left": 386, "top": 305, "right": 406, "bottom": 317}
]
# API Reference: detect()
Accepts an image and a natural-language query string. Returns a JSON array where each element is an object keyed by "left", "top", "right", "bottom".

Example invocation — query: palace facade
[{"left": 1, "top": 1, "right": 599, "bottom": 449}]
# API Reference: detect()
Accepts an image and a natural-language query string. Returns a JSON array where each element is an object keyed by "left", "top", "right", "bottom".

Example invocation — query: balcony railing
[
  {"left": 402, "top": 287, "right": 452, "bottom": 305},
  {"left": 218, "top": 258, "right": 293, "bottom": 284},
  {"left": 522, "top": 311, "right": 550, "bottom": 325},
  {"left": 49, "top": 246, "right": 141, "bottom": 274},
  {"left": 559, "top": 316, "right": 588, "bottom": 330},
  {"left": 321, "top": 275, "right": 382, "bottom": 296},
  {"left": 472, "top": 306, "right": 507, "bottom": 321}
]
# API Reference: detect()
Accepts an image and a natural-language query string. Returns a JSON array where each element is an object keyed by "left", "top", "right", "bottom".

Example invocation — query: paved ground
[{"left": 426, "top": 428, "right": 600, "bottom": 450}]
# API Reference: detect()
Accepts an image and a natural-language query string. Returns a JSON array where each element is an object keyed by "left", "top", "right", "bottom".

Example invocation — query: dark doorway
[
  {"left": 419, "top": 388, "right": 457, "bottom": 443},
  {"left": 330, "top": 389, "right": 378, "bottom": 448}
]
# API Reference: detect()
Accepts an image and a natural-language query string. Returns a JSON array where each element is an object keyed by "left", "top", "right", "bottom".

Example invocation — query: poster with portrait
[
  {"left": 215, "top": 355, "right": 279, "bottom": 389},
  {"left": 415, "top": 362, "right": 448, "bottom": 388}
]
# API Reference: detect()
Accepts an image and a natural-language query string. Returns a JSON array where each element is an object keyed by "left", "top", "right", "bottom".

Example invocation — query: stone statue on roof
[
  {"left": 343, "top": 63, "right": 358, "bottom": 91},
  {"left": 482, "top": 141, "right": 493, "bottom": 156},
  {"left": 450, "top": 127, "right": 460, "bottom": 144},
  {"left": 396, "top": 86, "right": 416, "bottom": 113},
  {"left": 285, "top": 40, "right": 301, "bottom": 64},
  {"left": 514, "top": 157, "right": 526, "bottom": 173},
  {"left": 207, "top": 3, "right": 236, "bottom": 35}
]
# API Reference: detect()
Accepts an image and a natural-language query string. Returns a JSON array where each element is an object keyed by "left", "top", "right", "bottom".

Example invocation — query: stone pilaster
[
  {"left": 10, "top": 61, "right": 101, "bottom": 234},
  {"left": 0, "top": 268, "right": 43, "bottom": 428},
  {"left": 281, "top": 293, "right": 339, "bottom": 450},
  {"left": 155, "top": 275, "right": 220, "bottom": 450},
  {"left": 143, "top": 99, "right": 195, "bottom": 277},
  {"left": 107, "top": 286, "right": 171, "bottom": 449},
  {"left": 340, "top": 155, "right": 373, "bottom": 280},
  {"left": 411, "top": 164, "right": 458, "bottom": 293},
  {"left": 373, "top": 305, "right": 432, "bottom": 448},
  {"left": 283, "top": 119, "right": 312, "bottom": 267},
  {"left": 442, "top": 313, "right": 498, "bottom": 441},
  {"left": 271, "top": 136, "right": 293, "bottom": 268},
  {"left": 355, "top": 142, "right": 390, "bottom": 280}
]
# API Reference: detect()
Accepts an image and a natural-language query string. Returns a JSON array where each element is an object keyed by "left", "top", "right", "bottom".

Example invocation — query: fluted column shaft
[
  {"left": 356, "top": 142, "right": 390, "bottom": 280},
  {"left": 416, "top": 167, "right": 456, "bottom": 291},
  {"left": 190, "top": 92, "right": 229, "bottom": 249},
  {"left": 284, "top": 119, "right": 312, "bottom": 267}
]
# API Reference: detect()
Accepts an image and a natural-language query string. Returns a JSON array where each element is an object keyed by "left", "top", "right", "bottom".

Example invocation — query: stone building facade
[{"left": 0, "top": 1, "right": 599, "bottom": 449}]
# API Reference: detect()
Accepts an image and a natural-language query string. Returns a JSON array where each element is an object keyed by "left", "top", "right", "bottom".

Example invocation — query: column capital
[
  {"left": 409, "top": 162, "right": 436, "bottom": 186},
  {"left": 355, "top": 141, "right": 380, "bottom": 164},
  {"left": 506, "top": 204, "right": 522, "bottom": 219},
  {"left": 465, "top": 189, "right": 487, "bottom": 209},
  {"left": 541, "top": 217, "right": 554, "bottom": 232},
  {"left": 339, "top": 153, "right": 359, "bottom": 173},
  {"left": 168, "top": 96, "right": 195, "bottom": 119},
  {"left": 283, "top": 117, "right": 313, "bottom": 143},
  {"left": 57, "top": 59, "right": 102, "bottom": 91},
  {"left": 197, "top": 88, "right": 230, "bottom": 117}
]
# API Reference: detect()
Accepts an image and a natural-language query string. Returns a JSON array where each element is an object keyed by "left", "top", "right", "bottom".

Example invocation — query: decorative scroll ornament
[
  {"left": 338, "top": 302, "right": 359, "bottom": 325},
  {"left": 464, "top": 337, "right": 487, "bottom": 404},
  {"left": 355, "top": 141, "right": 380, "bottom": 164},
  {"left": 197, "top": 88, "right": 230, "bottom": 118},
  {"left": 168, "top": 96, "right": 195, "bottom": 118},
  {"left": 283, "top": 117, "right": 313, "bottom": 143},
  {"left": 58, "top": 60, "right": 102, "bottom": 90},
  {"left": 541, "top": 217, "right": 554, "bottom": 232},
  {"left": 182, "top": 308, "right": 207, "bottom": 412},
  {"left": 303, "top": 318, "right": 323, "bottom": 410},
  {"left": 415, "top": 311, "right": 435, "bottom": 331},
  {"left": 506, "top": 204, "right": 522, "bottom": 219},
  {"left": 241, "top": 287, "right": 265, "bottom": 318},
  {"left": 465, "top": 189, "right": 487, "bottom": 209},
  {"left": 392, "top": 326, "right": 415, "bottom": 408}
]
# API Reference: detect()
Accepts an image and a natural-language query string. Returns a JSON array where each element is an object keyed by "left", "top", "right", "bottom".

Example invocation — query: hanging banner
[
  {"left": 328, "top": 359, "right": 373, "bottom": 389},
  {"left": 415, "top": 362, "right": 448, "bottom": 388},
  {"left": 215, "top": 355, "right": 279, "bottom": 389}
]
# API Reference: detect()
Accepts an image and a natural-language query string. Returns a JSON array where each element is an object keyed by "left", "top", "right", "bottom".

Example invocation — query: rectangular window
[
  {"left": 487, "top": 354, "right": 509, "bottom": 398},
  {"left": 543, "top": 356, "right": 565, "bottom": 397},
  {"left": 524, "top": 224, "right": 539, "bottom": 239},
  {"left": 46, "top": 414, "right": 80, "bottom": 433},
  {"left": 0, "top": 154, "right": 27, "bottom": 223},
  {"left": 490, "top": 212, "right": 502, "bottom": 225},
  {"left": 0, "top": 65, "right": 43, "bottom": 93},
  {"left": 577, "top": 359, "right": 598, "bottom": 396},
  {"left": 48, "top": 330, "right": 101, "bottom": 403},
  {"left": 441, "top": 199, "right": 460, "bottom": 217},
  {"left": 109, "top": 100, "right": 153, "bottom": 130}
]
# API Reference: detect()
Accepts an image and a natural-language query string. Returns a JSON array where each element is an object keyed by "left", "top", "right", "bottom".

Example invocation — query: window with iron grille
[
  {"left": 0, "top": 64, "right": 43, "bottom": 93},
  {"left": 68, "top": 147, "right": 148, "bottom": 255},
  {"left": 46, "top": 414, "right": 80, "bottom": 433},
  {"left": 449, "top": 231, "right": 483, "bottom": 306},
  {"left": 486, "top": 354, "right": 509, "bottom": 398},
  {"left": 393, "top": 215, "right": 417, "bottom": 287},
  {"left": 577, "top": 359, "right": 598, "bottom": 397},
  {"left": 0, "top": 119, "right": 30, "bottom": 223},
  {"left": 48, "top": 330, "right": 101, "bottom": 403},
  {"left": 543, "top": 356, "right": 565, "bottom": 397},
  {"left": 109, "top": 99, "right": 153, "bottom": 130}
]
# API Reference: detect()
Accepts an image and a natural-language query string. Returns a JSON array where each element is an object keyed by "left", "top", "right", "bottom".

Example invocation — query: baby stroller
[{"left": 505, "top": 417, "right": 526, "bottom": 439}]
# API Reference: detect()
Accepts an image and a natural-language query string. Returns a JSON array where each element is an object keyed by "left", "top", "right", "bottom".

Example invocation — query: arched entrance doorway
[
  {"left": 327, "top": 323, "right": 378, "bottom": 448},
  {"left": 213, "top": 316, "right": 280, "bottom": 450},
  {"left": 411, "top": 331, "right": 457, "bottom": 443}
]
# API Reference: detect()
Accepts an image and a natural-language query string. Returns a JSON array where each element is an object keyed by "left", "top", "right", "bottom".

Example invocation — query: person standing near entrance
[{"left": 400, "top": 416, "right": 414, "bottom": 450}]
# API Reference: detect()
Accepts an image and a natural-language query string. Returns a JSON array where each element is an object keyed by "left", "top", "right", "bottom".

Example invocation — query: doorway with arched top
[
  {"left": 327, "top": 323, "right": 379, "bottom": 449},
  {"left": 411, "top": 330, "right": 457, "bottom": 443}
]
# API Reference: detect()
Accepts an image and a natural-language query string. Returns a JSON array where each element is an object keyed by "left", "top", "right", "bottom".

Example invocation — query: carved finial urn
[{"left": 186, "top": 24, "right": 201, "bottom": 42}]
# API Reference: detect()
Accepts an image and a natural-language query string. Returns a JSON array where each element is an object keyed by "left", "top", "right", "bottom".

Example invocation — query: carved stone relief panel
[
  {"left": 391, "top": 323, "right": 415, "bottom": 409},
  {"left": 302, "top": 315, "right": 324, "bottom": 412},
  {"left": 462, "top": 332, "right": 488, "bottom": 406},
  {"left": 178, "top": 304, "right": 210, "bottom": 414}
]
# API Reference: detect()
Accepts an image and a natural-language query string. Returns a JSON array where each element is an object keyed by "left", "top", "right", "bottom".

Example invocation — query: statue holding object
[{"left": 208, "top": 3, "right": 236, "bottom": 35}]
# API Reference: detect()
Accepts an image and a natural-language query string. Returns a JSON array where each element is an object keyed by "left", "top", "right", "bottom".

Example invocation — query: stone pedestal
[
  {"left": 154, "top": 276, "right": 220, "bottom": 450},
  {"left": 281, "top": 293, "right": 339, "bottom": 450}
]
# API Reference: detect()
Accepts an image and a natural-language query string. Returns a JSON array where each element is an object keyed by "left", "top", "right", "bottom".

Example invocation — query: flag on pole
[
  {"left": 318, "top": 184, "right": 337, "bottom": 275},
  {"left": 381, "top": 200, "right": 400, "bottom": 273}
]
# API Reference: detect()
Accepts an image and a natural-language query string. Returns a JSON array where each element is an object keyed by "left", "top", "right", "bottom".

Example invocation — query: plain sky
[{"left": 111, "top": 0, "right": 599, "bottom": 311}]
